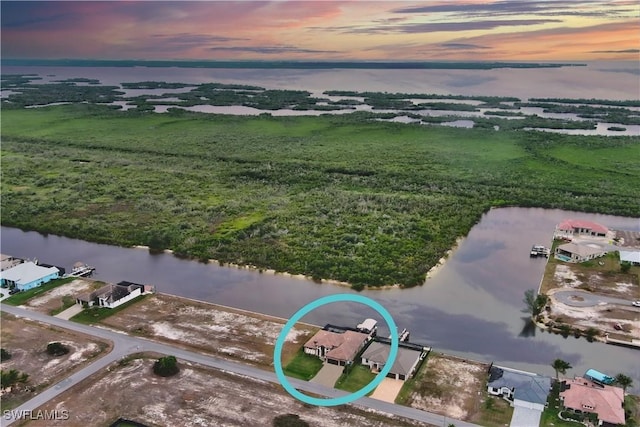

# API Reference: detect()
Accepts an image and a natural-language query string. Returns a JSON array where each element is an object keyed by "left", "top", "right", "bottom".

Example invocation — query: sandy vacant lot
[
  {"left": 25, "top": 355, "right": 435, "bottom": 427},
  {"left": 22, "top": 279, "right": 103, "bottom": 315},
  {"left": 405, "top": 353, "right": 488, "bottom": 421},
  {"left": 546, "top": 265, "right": 640, "bottom": 340},
  {"left": 552, "top": 264, "right": 640, "bottom": 299},
  {"left": 0, "top": 312, "right": 111, "bottom": 410},
  {"left": 100, "top": 293, "right": 317, "bottom": 368}
]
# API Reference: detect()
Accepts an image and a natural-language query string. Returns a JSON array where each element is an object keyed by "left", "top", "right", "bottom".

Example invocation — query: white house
[
  {"left": 554, "top": 219, "right": 612, "bottom": 240},
  {"left": 619, "top": 250, "right": 640, "bottom": 266},
  {"left": 555, "top": 242, "right": 608, "bottom": 263}
]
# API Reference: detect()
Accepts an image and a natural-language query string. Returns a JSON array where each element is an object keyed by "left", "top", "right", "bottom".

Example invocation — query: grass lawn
[
  {"left": 2, "top": 277, "right": 75, "bottom": 306},
  {"left": 540, "top": 381, "right": 590, "bottom": 427},
  {"left": 472, "top": 394, "right": 514, "bottom": 427},
  {"left": 70, "top": 295, "right": 147, "bottom": 324},
  {"left": 282, "top": 349, "right": 323, "bottom": 381},
  {"left": 334, "top": 364, "right": 376, "bottom": 393},
  {"left": 49, "top": 295, "right": 78, "bottom": 316}
]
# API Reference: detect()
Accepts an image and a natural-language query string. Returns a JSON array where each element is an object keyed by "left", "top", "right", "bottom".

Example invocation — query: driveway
[
  {"left": 553, "top": 290, "right": 637, "bottom": 308},
  {"left": 55, "top": 304, "right": 84, "bottom": 320},
  {"left": 310, "top": 363, "right": 344, "bottom": 388},
  {"left": 370, "top": 377, "right": 404, "bottom": 403}
]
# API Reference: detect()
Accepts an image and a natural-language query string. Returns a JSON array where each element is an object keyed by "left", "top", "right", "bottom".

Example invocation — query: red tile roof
[
  {"left": 557, "top": 219, "right": 609, "bottom": 234},
  {"left": 560, "top": 378, "right": 625, "bottom": 425},
  {"left": 304, "top": 330, "right": 369, "bottom": 362}
]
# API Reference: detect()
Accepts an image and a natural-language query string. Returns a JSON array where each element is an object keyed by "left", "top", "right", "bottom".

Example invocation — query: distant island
[{"left": 1, "top": 58, "right": 586, "bottom": 70}]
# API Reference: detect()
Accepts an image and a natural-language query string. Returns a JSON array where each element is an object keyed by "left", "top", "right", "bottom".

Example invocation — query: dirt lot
[
  {"left": 99, "top": 293, "right": 317, "bottom": 368},
  {"left": 542, "top": 264, "right": 640, "bottom": 340},
  {"left": 404, "top": 353, "right": 488, "bottom": 421},
  {"left": 541, "top": 257, "right": 640, "bottom": 298},
  {"left": 23, "top": 355, "right": 435, "bottom": 427},
  {"left": 21, "top": 278, "right": 104, "bottom": 315},
  {"left": 0, "top": 312, "right": 111, "bottom": 410}
]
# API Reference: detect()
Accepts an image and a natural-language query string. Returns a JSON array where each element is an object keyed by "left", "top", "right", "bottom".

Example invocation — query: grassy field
[
  {"left": 471, "top": 394, "right": 514, "bottom": 427},
  {"left": 70, "top": 295, "right": 147, "bottom": 324},
  {"left": 334, "top": 364, "right": 376, "bottom": 393},
  {"left": 2, "top": 105, "right": 639, "bottom": 287},
  {"left": 2, "top": 277, "right": 75, "bottom": 306},
  {"left": 282, "top": 349, "right": 324, "bottom": 381}
]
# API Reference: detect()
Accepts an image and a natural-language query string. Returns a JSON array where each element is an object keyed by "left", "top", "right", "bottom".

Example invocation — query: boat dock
[
  {"left": 605, "top": 337, "right": 640, "bottom": 350},
  {"left": 64, "top": 262, "right": 96, "bottom": 278},
  {"left": 530, "top": 245, "right": 550, "bottom": 258}
]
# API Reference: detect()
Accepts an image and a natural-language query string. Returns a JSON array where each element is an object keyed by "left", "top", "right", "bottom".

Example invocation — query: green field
[
  {"left": 334, "top": 364, "right": 376, "bottom": 393},
  {"left": 2, "top": 278, "right": 75, "bottom": 306},
  {"left": 282, "top": 349, "right": 324, "bottom": 381},
  {"left": 1, "top": 105, "right": 639, "bottom": 287}
]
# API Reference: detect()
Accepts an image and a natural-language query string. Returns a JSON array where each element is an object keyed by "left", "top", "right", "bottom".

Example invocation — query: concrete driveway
[
  {"left": 370, "top": 377, "right": 404, "bottom": 403},
  {"left": 311, "top": 363, "right": 344, "bottom": 388}
]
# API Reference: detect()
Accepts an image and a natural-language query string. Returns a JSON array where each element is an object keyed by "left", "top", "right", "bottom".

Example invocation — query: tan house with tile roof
[
  {"left": 560, "top": 377, "right": 625, "bottom": 426},
  {"left": 304, "top": 329, "right": 371, "bottom": 366}
]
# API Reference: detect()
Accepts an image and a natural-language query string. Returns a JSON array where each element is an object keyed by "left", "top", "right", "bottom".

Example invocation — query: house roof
[
  {"left": 561, "top": 378, "right": 625, "bottom": 425},
  {"left": 557, "top": 242, "right": 606, "bottom": 257},
  {"left": 0, "top": 262, "right": 59, "bottom": 285},
  {"left": 620, "top": 250, "right": 640, "bottom": 264},
  {"left": 488, "top": 366, "right": 551, "bottom": 405},
  {"left": 557, "top": 219, "right": 609, "bottom": 234},
  {"left": 304, "top": 330, "right": 369, "bottom": 362},
  {"left": 361, "top": 341, "right": 424, "bottom": 376}
]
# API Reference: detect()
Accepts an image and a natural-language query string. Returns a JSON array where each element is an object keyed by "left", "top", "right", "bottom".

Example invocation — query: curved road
[
  {"left": 0, "top": 304, "right": 479, "bottom": 427},
  {"left": 553, "top": 290, "right": 638, "bottom": 308}
]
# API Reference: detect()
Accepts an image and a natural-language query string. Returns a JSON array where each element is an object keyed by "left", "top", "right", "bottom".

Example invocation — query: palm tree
[
  {"left": 615, "top": 373, "right": 633, "bottom": 394},
  {"left": 551, "top": 359, "right": 572, "bottom": 380}
]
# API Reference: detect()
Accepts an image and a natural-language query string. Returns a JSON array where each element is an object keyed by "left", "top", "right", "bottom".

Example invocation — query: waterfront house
[
  {"left": 0, "top": 262, "right": 60, "bottom": 291},
  {"left": 487, "top": 365, "right": 551, "bottom": 427},
  {"left": 619, "top": 250, "right": 640, "bottom": 266},
  {"left": 554, "top": 219, "right": 612, "bottom": 240},
  {"left": 555, "top": 242, "right": 608, "bottom": 263},
  {"left": 560, "top": 377, "right": 625, "bottom": 426},
  {"left": 76, "top": 281, "right": 146, "bottom": 309},
  {"left": 360, "top": 338, "right": 429, "bottom": 381},
  {"left": 304, "top": 325, "right": 372, "bottom": 366}
]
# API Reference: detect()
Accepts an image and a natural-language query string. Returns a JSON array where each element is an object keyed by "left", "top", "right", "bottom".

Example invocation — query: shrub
[
  {"left": 273, "top": 414, "right": 310, "bottom": 427},
  {"left": 153, "top": 355, "right": 179, "bottom": 377},
  {"left": 0, "top": 348, "right": 11, "bottom": 362},
  {"left": 46, "top": 342, "right": 70, "bottom": 357}
]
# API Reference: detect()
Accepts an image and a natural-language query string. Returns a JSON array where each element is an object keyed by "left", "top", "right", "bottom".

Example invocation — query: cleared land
[
  {"left": 97, "top": 293, "right": 316, "bottom": 368},
  {"left": 540, "top": 251, "right": 640, "bottom": 341},
  {"left": 2, "top": 105, "right": 639, "bottom": 288},
  {"left": 0, "top": 312, "right": 111, "bottom": 410},
  {"left": 17, "top": 278, "right": 104, "bottom": 315},
  {"left": 25, "top": 355, "right": 436, "bottom": 427},
  {"left": 398, "top": 353, "right": 488, "bottom": 421}
]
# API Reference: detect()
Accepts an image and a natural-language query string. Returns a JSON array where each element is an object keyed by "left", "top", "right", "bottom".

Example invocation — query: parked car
[{"left": 632, "top": 301, "right": 640, "bottom": 307}]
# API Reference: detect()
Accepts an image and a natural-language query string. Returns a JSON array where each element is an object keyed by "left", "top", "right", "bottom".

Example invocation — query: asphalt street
[{"left": 1, "top": 304, "right": 480, "bottom": 427}]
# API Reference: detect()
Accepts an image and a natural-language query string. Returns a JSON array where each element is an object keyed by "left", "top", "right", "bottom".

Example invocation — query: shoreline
[
  {"left": 425, "top": 237, "right": 464, "bottom": 280},
  {"left": 131, "top": 244, "right": 460, "bottom": 291}
]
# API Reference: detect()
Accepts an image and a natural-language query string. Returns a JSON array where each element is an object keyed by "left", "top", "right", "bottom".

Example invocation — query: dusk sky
[{"left": 2, "top": 1, "right": 639, "bottom": 61}]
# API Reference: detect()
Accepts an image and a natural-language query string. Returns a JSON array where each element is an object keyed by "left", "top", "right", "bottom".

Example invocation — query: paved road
[
  {"left": 553, "top": 290, "right": 638, "bottom": 308},
  {"left": 1, "top": 304, "right": 480, "bottom": 427}
]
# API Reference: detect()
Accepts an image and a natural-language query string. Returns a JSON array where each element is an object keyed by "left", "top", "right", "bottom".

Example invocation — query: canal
[{"left": 2, "top": 207, "right": 639, "bottom": 390}]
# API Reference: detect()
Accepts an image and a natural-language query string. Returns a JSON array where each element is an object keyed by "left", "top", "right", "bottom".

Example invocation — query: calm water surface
[{"left": 2, "top": 207, "right": 639, "bottom": 390}]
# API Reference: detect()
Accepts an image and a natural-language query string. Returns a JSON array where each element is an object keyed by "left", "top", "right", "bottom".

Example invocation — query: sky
[{"left": 1, "top": 1, "right": 639, "bottom": 61}]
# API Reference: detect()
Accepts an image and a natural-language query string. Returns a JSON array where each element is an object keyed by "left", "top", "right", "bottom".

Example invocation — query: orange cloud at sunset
[{"left": 1, "top": 1, "right": 638, "bottom": 61}]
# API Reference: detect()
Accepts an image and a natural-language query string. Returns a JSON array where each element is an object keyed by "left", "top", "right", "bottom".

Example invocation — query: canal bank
[{"left": 2, "top": 207, "right": 640, "bottom": 392}]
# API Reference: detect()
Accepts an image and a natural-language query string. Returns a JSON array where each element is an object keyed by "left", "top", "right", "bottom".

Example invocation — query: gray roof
[
  {"left": 488, "top": 367, "right": 551, "bottom": 405},
  {"left": 361, "top": 341, "right": 424, "bottom": 376},
  {"left": 0, "top": 262, "right": 59, "bottom": 285},
  {"left": 557, "top": 242, "right": 606, "bottom": 257},
  {"left": 620, "top": 250, "right": 640, "bottom": 264}
]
